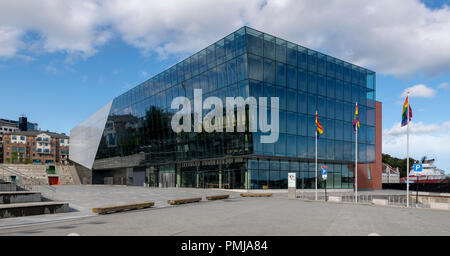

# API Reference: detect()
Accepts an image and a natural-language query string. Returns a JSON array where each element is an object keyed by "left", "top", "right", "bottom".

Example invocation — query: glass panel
[
  {"left": 287, "top": 89, "right": 297, "bottom": 112},
  {"left": 213, "top": 39, "right": 225, "bottom": 66},
  {"left": 326, "top": 78, "right": 335, "bottom": 98},
  {"left": 317, "top": 75, "right": 326, "bottom": 96},
  {"left": 191, "top": 55, "right": 199, "bottom": 76},
  {"left": 198, "top": 50, "right": 207, "bottom": 74},
  {"left": 248, "top": 54, "right": 263, "bottom": 81},
  {"left": 225, "top": 34, "right": 235, "bottom": 61},
  {"left": 307, "top": 94, "right": 316, "bottom": 115},
  {"left": 326, "top": 56, "right": 335, "bottom": 77},
  {"left": 298, "top": 92, "right": 307, "bottom": 114},
  {"left": 236, "top": 54, "right": 248, "bottom": 82},
  {"left": 287, "top": 111, "right": 297, "bottom": 134},
  {"left": 308, "top": 72, "right": 316, "bottom": 94},
  {"left": 235, "top": 27, "right": 246, "bottom": 56},
  {"left": 275, "top": 133, "right": 286, "bottom": 156},
  {"left": 276, "top": 87, "right": 287, "bottom": 110},
  {"left": 276, "top": 38, "right": 286, "bottom": 63},
  {"left": 227, "top": 59, "right": 237, "bottom": 86},
  {"left": 317, "top": 53, "right": 326, "bottom": 75},
  {"left": 298, "top": 69, "right": 307, "bottom": 92},
  {"left": 287, "top": 65, "right": 297, "bottom": 90},
  {"left": 263, "top": 34, "right": 276, "bottom": 60},
  {"left": 327, "top": 99, "right": 335, "bottom": 119},
  {"left": 297, "top": 136, "right": 307, "bottom": 157},
  {"left": 287, "top": 42, "right": 297, "bottom": 66},
  {"left": 298, "top": 46, "right": 307, "bottom": 70},
  {"left": 276, "top": 62, "right": 286, "bottom": 86},
  {"left": 264, "top": 58, "right": 276, "bottom": 84},
  {"left": 308, "top": 50, "right": 317, "bottom": 72},
  {"left": 246, "top": 27, "right": 263, "bottom": 56},
  {"left": 297, "top": 114, "right": 307, "bottom": 136}
]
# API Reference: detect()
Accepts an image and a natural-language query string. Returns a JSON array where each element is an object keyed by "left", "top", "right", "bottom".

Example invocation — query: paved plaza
[{"left": 0, "top": 185, "right": 449, "bottom": 236}]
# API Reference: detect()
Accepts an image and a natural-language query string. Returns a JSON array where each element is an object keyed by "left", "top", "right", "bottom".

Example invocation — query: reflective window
[
  {"left": 246, "top": 28, "right": 263, "bottom": 56},
  {"left": 264, "top": 58, "right": 276, "bottom": 84},
  {"left": 276, "top": 62, "right": 286, "bottom": 87},
  {"left": 286, "top": 112, "right": 297, "bottom": 134},
  {"left": 263, "top": 34, "right": 276, "bottom": 59},
  {"left": 248, "top": 54, "right": 263, "bottom": 81},
  {"left": 276, "top": 38, "right": 286, "bottom": 63},
  {"left": 287, "top": 42, "right": 297, "bottom": 66},
  {"left": 308, "top": 50, "right": 317, "bottom": 72},
  {"left": 287, "top": 89, "right": 297, "bottom": 112},
  {"left": 298, "top": 69, "right": 307, "bottom": 92},
  {"left": 297, "top": 92, "right": 307, "bottom": 114},
  {"left": 308, "top": 72, "right": 316, "bottom": 94},
  {"left": 287, "top": 65, "right": 297, "bottom": 90},
  {"left": 298, "top": 46, "right": 308, "bottom": 70}
]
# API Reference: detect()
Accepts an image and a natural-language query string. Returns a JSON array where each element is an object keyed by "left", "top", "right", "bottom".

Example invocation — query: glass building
[{"left": 70, "top": 26, "right": 377, "bottom": 189}]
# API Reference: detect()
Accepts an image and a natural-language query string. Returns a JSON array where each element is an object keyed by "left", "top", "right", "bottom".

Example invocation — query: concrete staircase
[
  {"left": 0, "top": 190, "right": 69, "bottom": 219},
  {"left": 0, "top": 164, "right": 81, "bottom": 187}
]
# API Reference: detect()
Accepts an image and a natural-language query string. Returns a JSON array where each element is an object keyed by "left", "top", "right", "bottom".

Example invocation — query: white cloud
[
  {"left": 1, "top": 0, "right": 450, "bottom": 77},
  {"left": 383, "top": 121, "right": 450, "bottom": 172},
  {"left": 401, "top": 84, "right": 436, "bottom": 98},
  {"left": 0, "top": 26, "right": 23, "bottom": 58},
  {"left": 0, "top": 0, "right": 107, "bottom": 59},
  {"left": 383, "top": 121, "right": 442, "bottom": 137},
  {"left": 438, "top": 82, "right": 449, "bottom": 88}
]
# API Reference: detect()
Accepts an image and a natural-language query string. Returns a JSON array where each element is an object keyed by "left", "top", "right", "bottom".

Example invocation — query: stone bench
[
  {"left": 168, "top": 197, "right": 202, "bottom": 205},
  {"left": 92, "top": 202, "right": 155, "bottom": 214},
  {"left": 206, "top": 194, "right": 230, "bottom": 200},
  {"left": 240, "top": 193, "right": 272, "bottom": 197}
]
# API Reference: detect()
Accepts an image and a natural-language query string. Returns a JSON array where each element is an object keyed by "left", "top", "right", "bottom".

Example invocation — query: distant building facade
[
  {"left": 2, "top": 131, "right": 69, "bottom": 165},
  {"left": 382, "top": 162, "right": 400, "bottom": 184},
  {"left": 0, "top": 117, "right": 39, "bottom": 163}
]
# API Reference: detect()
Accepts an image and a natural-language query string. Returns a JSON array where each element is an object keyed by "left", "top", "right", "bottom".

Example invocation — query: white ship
[{"left": 401, "top": 158, "right": 447, "bottom": 183}]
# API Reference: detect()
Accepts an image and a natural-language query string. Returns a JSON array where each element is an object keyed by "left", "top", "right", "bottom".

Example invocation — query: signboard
[
  {"left": 321, "top": 166, "right": 327, "bottom": 180},
  {"left": 413, "top": 164, "right": 422, "bottom": 173},
  {"left": 288, "top": 173, "right": 296, "bottom": 188}
]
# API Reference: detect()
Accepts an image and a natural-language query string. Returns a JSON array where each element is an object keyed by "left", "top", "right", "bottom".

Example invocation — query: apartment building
[{"left": 3, "top": 131, "right": 70, "bottom": 165}]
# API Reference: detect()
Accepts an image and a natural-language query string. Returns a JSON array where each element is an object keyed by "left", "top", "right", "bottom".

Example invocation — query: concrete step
[
  {"left": 0, "top": 183, "right": 17, "bottom": 192},
  {"left": 0, "top": 201, "right": 69, "bottom": 218},
  {"left": 0, "top": 191, "right": 42, "bottom": 204}
]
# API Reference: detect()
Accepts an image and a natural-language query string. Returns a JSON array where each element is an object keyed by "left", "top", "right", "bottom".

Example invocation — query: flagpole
[
  {"left": 406, "top": 93, "right": 410, "bottom": 207},
  {"left": 355, "top": 102, "right": 358, "bottom": 204},
  {"left": 315, "top": 111, "right": 318, "bottom": 201}
]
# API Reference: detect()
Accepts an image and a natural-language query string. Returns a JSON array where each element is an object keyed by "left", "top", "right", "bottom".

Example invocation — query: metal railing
[
  {"left": 0, "top": 165, "right": 56, "bottom": 195},
  {"left": 295, "top": 191, "right": 436, "bottom": 208}
]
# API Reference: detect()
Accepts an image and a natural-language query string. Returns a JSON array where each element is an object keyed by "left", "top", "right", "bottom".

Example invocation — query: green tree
[
  {"left": 382, "top": 154, "right": 416, "bottom": 178},
  {"left": 11, "top": 152, "right": 18, "bottom": 164}
]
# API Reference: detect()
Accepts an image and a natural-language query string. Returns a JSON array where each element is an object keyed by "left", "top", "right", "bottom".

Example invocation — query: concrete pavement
[{"left": 1, "top": 195, "right": 449, "bottom": 236}]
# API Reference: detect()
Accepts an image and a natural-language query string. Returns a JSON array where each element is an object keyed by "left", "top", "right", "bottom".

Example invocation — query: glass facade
[{"left": 75, "top": 26, "right": 376, "bottom": 189}]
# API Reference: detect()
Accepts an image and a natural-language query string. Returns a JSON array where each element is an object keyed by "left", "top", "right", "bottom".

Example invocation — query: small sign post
[
  {"left": 413, "top": 164, "right": 422, "bottom": 206},
  {"left": 288, "top": 172, "right": 296, "bottom": 199},
  {"left": 322, "top": 166, "right": 327, "bottom": 201}
]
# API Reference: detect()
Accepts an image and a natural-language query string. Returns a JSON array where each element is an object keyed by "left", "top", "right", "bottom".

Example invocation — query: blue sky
[{"left": 0, "top": 0, "right": 449, "bottom": 171}]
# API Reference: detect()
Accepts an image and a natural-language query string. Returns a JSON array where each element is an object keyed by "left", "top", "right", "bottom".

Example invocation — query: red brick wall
[{"left": 357, "top": 101, "right": 382, "bottom": 189}]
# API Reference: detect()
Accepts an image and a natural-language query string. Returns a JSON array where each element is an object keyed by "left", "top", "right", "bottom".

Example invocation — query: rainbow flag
[
  {"left": 401, "top": 96, "right": 412, "bottom": 127},
  {"left": 353, "top": 103, "right": 360, "bottom": 133},
  {"left": 316, "top": 113, "right": 323, "bottom": 137}
]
